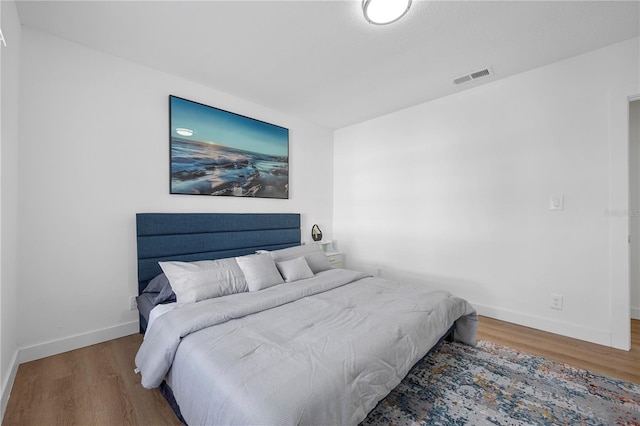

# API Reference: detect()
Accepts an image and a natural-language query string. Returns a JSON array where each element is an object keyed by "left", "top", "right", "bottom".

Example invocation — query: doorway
[{"left": 630, "top": 99, "right": 640, "bottom": 319}]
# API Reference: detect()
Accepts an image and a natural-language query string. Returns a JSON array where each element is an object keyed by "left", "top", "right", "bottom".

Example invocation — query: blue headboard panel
[{"left": 136, "top": 213, "right": 301, "bottom": 294}]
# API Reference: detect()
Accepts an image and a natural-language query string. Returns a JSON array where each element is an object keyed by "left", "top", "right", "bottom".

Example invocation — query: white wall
[
  {"left": 16, "top": 27, "right": 334, "bottom": 359},
  {"left": 1, "top": 0, "right": 21, "bottom": 416},
  {"left": 334, "top": 38, "right": 639, "bottom": 349}
]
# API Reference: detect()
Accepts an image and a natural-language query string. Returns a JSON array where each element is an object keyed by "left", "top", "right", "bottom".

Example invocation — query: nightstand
[
  {"left": 325, "top": 252, "right": 344, "bottom": 269},
  {"left": 315, "top": 240, "right": 344, "bottom": 269}
]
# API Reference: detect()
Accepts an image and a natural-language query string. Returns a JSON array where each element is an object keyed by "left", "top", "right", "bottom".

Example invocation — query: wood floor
[
  {"left": 476, "top": 316, "right": 640, "bottom": 385},
  {"left": 3, "top": 317, "right": 639, "bottom": 425},
  {"left": 3, "top": 333, "right": 181, "bottom": 426}
]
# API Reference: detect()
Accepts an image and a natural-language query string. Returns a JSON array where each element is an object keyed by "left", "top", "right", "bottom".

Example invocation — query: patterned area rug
[{"left": 363, "top": 340, "right": 640, "bottom": 426}]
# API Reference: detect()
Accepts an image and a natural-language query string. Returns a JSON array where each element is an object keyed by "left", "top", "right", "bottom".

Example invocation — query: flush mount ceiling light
[
  {"left": 363, "top": 0, "right": 412, "bottom": 25},
  {"left": 175, "top": 128, "right": 194, "bottom": 137}
]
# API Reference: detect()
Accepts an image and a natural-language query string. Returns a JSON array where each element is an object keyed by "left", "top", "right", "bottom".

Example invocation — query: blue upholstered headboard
[{"left": 136, "top": 213, "right": 301, "bottom": 294}]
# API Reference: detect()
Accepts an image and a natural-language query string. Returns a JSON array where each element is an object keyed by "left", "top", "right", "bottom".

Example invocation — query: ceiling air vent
[{"left": 453, "top": 67, "right": 493, "bottom": 86}]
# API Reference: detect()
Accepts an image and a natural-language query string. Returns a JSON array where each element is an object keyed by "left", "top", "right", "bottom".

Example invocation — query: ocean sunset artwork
[{"left": 169, "top": 96, "right": 289, "bottom": 199}]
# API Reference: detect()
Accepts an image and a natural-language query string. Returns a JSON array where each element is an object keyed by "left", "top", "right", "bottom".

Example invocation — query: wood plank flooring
[
  {"left": 477, "top": 316, "right": 640, "bottom": 384},
  {"left": 3, "top": 334, "right": 181, "bottom": 426},
  {"left": 3, "top": 317, "right": 639, "bottom": 425}
]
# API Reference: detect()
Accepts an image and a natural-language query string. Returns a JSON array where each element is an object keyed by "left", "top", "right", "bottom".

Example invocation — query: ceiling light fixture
[
  {"left": 176, "top": 128, "right": 194, "bottom": 137},
  {"left": 362, "top": 0, "right": 412, "bottom": 25}
]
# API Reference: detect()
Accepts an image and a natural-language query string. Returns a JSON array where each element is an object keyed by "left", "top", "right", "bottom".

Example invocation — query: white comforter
[{"left": 135, "top": 269, "right": 477, "bottom": 425}]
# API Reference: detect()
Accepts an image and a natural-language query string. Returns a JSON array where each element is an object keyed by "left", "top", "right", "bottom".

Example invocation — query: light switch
[{"left": 549, "top": 195, "right": 564, "bottom": 211}]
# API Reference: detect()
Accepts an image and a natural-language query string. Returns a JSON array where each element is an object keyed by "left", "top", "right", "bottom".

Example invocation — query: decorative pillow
[
  {"left": 142, "top": 273, "right": 170, "bottom": 293},
  {"left": 153, "top": 280, "right": 176, "bottom": 305},
  {"left": 141, "top": 273, "right": 177, "bottom": 305},
  {"left": 276, "top": 256, "right": 314, "bottom": 283},
  {"left": 267, "top": 244, "right": 332, "bottom": 273},
  {"left": 236, "top": 254, "right": 284, "bottom": 292},
  {"left": 159, "top": 258, "right": 247, "bottom": 305}
]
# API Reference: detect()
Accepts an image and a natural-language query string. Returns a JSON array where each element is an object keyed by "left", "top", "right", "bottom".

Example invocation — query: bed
[{"left": 134, "top": 213, "right": 477, "bottom": 425}]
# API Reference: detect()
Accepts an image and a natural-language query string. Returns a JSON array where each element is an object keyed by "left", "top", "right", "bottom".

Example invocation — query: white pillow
[
  {"left": 236, "top": 254, "right": 284, "bottom": 292},
  {"left": 159, "top": 258, "right": 247, "bottom": 305},
  {"left": 266, "top": 244, "right": 332, "bottom": 273},
  {"left": 276, "top": 256, "right": 314, "bottom": 282}
]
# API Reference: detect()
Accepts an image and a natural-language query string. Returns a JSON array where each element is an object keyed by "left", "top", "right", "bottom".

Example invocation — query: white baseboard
[
  {"left": 632, "top": 307, "right": 640, "bottom": 320},
  {"left": 19, "top": 321, "right": 139, "bottom": 364},
  {"left": 2, "top": 321, "right": 139, "bottom": 422},
  {"left": 473, "top": 302, "right": 614, "bottom": 348},
  {"left": 1, "top": 349, "right": 19, "bottom": 422}
]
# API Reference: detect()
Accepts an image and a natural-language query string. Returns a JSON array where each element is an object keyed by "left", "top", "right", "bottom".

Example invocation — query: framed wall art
[{"left": 169, "top": 95, "right": 289, "bottom": 198}]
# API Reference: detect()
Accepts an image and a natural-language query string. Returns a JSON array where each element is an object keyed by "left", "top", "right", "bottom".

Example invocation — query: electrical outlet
[
  {"left": 550, "top": 293, "right": 563, "bottom": 310},
  {"left": 129, "top": 296, "right": 137, "bottom": 310}
]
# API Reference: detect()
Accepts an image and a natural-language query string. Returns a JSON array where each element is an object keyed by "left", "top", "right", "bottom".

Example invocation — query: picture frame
[{"left": 169, "top": 95, "right": 289, "bottom": 199}]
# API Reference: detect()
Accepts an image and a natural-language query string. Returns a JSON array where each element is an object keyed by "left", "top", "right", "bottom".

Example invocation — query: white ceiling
[{"left": 15, "top": 0, "right": 640, "bottom": 129}]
